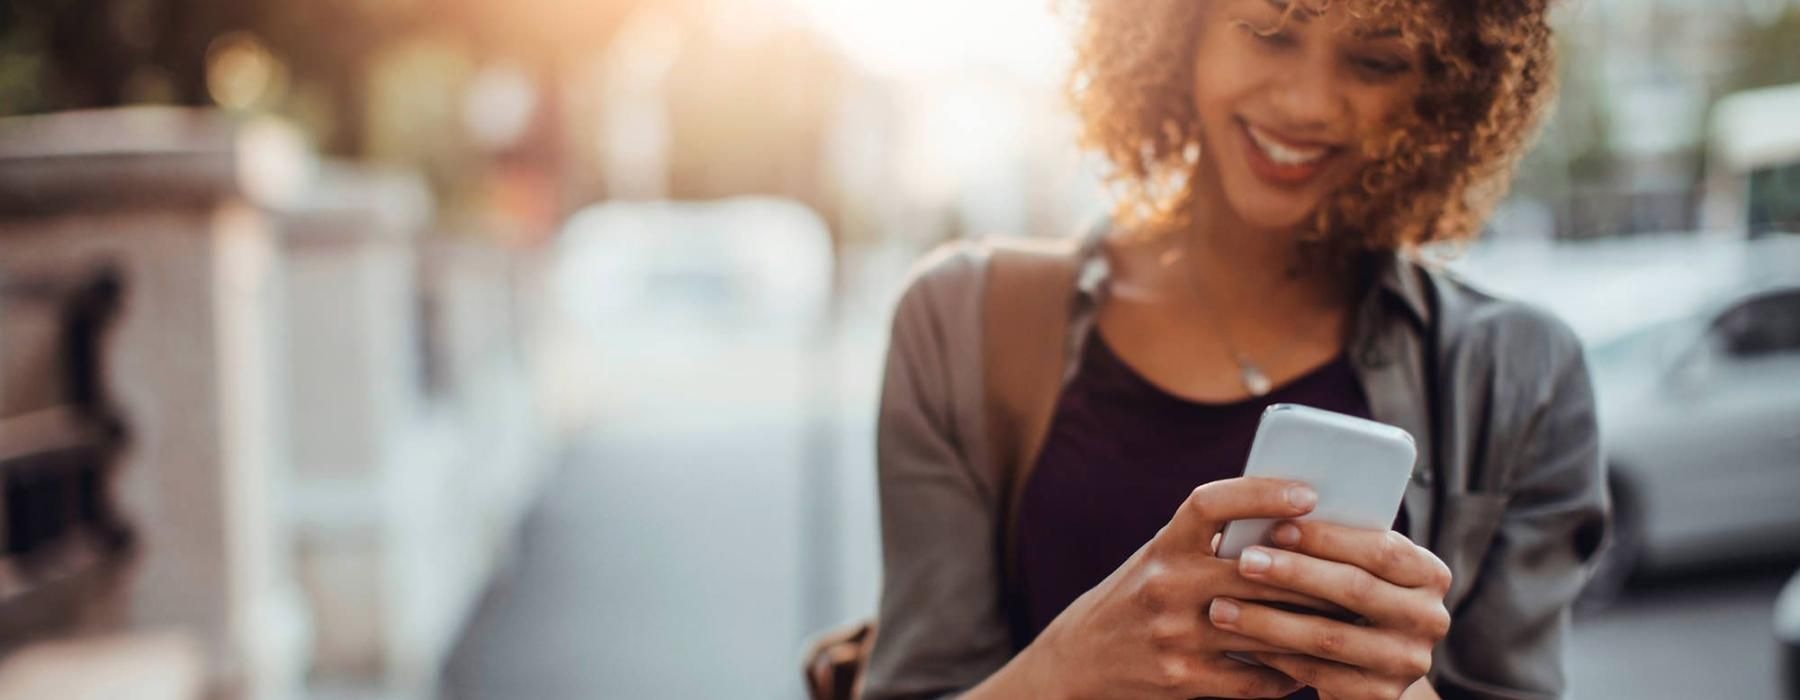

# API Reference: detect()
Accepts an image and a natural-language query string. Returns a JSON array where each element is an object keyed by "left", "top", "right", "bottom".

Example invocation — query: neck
[{"left": 1174, "top": 164, "right": 1338, "bottom": 312}]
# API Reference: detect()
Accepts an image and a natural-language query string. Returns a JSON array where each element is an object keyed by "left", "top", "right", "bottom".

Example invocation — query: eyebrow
[{"left": 1264, "top": 0, "right": 1315, "bottom": 23}]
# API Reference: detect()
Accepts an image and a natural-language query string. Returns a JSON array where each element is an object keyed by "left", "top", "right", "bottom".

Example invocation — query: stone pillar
[
  {"left": 276, "top": 164, "right": 441, "bottom": 696},
  {"left": 278, "top": 166, "right": 553, "bottom": 699},
  {"left": 0, "top": 107, "right": 313, "bottom": 700}
]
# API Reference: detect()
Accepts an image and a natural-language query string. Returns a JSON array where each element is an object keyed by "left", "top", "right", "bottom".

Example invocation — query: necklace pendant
[{"left": 1241, "top": 364, "right": 1273, "bottom": 397}]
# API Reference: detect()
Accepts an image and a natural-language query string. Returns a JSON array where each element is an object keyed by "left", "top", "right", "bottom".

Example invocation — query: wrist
[{"left": 967, "top": 639, "right": 1076, "bottom": 700}]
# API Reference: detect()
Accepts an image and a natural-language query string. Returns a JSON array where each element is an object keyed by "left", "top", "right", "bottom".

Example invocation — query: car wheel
[
  {"left": 1787, "top": 636, "right": 1800, "bottom": 700},
  {"left": 1778, "top": 568, "right": 1800, "bottom": 699},
  {"left": 1577, "top": 469, "right": 1641, "bottom": 615}
]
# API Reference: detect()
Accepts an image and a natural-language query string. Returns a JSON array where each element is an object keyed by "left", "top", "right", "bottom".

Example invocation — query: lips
[{"left": 1238, "top": 119, "right": 1341, "bottom": 187}]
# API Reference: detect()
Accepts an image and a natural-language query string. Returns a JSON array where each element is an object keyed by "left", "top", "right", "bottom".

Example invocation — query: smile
[
  {"left": 1238, "top": 119, "right": 1341, "bottom": 187},
  {"left": 1245, "top": 123, "right": 1330, "bottom": 165}
]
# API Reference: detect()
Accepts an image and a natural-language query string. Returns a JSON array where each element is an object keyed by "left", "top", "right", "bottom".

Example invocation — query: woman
[{"left": 864, "top": 0, "right": 1608, "bottom": 698}]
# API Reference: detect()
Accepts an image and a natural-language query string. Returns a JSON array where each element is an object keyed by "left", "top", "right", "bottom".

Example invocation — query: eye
[
  {"left": 1350, "top": 54, "right": 1412, "bottom": 79},
  {"left": 1255, "top": 29, "right": 1300, "bottom": 49},
  {"left": 1233, "top": 19, "right": 1298, "bottom": 49}
]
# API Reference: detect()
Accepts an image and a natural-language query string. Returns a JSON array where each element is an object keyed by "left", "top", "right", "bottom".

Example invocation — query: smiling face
[{"left": 1191, "top": 0, "right": 1424, "bottom": 233}]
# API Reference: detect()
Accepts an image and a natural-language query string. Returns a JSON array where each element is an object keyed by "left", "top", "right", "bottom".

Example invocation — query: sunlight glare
[{"left": 785, "top": 0, "right": 1068, "bottom": 81}]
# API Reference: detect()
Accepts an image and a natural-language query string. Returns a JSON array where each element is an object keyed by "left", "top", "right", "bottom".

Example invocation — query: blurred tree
[
  {"left": 1508, "top": 30, "right": 1616, "bottom": 235},
  {"left": 0, "top": 0, "right": 217, "bottom": 111},
  {"left": 0, "top": 0, "right": 644, "bottom": 151},
  {"left": 1725, "top": 6, "right": 1800, "bottom": 92},
  {"left": 0, "top": 2, "right": 53, "bottom": 114}
]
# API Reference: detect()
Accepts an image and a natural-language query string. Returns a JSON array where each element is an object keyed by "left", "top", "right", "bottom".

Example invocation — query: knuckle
[
  {"left": 1185, "top": 485, "right": 1213, "bottom": 518},
  {"left": 1135, "top": 565, "right": 1176, "bottom": 612},
  {"left": 1346, "top": 569, "right": 1379, "bottom": 607},
  {"left": 1422, "top": 603, "right": 1453, "bottom": 639},
  {"left": 1405, "top": 647, "right": 1435, "bottom": 679},
  {"left": 1429, "top": 558, "right": 1455, "bottom": 592},
  {"left": 1377, "top": 533, "right": 1408, "bottom": 571},
  {"left": 1311, "top": 628, "right": 1346, "bottom": 657},
  {"left": 1153, "top": 654, "right": 1193, "bottom": 692},
  {"left": 1146, "top": 614, "right": 1192, "bottom": 648}
]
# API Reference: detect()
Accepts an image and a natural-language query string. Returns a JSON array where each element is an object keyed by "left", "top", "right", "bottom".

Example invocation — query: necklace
[{"left": 1160, "top": 242, "right": 1302, "bottom": 398}]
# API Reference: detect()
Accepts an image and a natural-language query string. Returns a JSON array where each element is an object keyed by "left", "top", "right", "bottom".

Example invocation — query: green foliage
[
  {"left": 1728, "top": 6, "right": 1800, "bottom": 93},
  {"left": 0, "top": 1, "right": 52, "bottom": 115}
]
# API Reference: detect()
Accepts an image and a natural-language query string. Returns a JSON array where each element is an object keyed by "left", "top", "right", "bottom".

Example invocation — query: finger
[
  {"left": 1196, "top": 558, "right": 1347, "bottom": 614},
  {"left": 1208, "top": 598, "right": 1431, "bottom": 679},
  {"left": 1204, "top": 627, "right": 1297, "bottom": 656},
  {"left": 1271, "top": 520, "right": 1451, "bottom": 592},
  {"left": 1235, "top": 546, "right": 1447, "bottom": 634},
  {"left": 1190, "top": 659, "right": 1306, "bottom": 699},
  {"left": 1159, "top": 478, "right": 1318, "bottom": 554},
  {"left": 1251, "top": 652, "right": 1412, "bottom": 700}
]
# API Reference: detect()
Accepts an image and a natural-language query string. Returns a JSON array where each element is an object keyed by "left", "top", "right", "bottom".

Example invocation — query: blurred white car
[
  {"left": 553, "top": 197, "right": 835, "bottom": 339},
  {"left": 544, "top": 197, "right": 837, "bottom": 423},
  {"left": 1455, "top": 233, "right": 1800, "bottom": 600}
]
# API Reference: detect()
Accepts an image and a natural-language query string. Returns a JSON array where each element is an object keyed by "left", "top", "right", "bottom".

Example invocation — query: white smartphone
[{"left": 1215, "top": 404, "right": 1416, "bottom": 560}]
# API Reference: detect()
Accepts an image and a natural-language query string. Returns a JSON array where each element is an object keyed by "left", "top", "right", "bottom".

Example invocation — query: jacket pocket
[{"left": 1437, "top": 492, "right": 1508, "bottom": 610}]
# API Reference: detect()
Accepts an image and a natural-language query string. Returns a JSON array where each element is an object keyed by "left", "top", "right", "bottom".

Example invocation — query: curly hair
[{"left": 1068, "top": 0, "right": 1557, "bottom": 253}]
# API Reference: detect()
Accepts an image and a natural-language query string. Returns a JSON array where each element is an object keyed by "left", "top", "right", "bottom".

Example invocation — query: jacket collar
[
  {"left": 1068, "top": 225, "right": 1433, "bottom": 331},
  {"left": 1368, "top": 249, "right": 1432, "bottom": 329}
]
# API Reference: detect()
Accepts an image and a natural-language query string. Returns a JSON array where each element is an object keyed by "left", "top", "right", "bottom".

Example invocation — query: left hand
[{"left": 1206, "top": 520, "right": 1453, "bottom": 700}]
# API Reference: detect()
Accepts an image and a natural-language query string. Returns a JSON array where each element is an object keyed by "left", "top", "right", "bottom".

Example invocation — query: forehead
[{"left": 1233, "top": 0, "right": 1414, "bottom": 39}]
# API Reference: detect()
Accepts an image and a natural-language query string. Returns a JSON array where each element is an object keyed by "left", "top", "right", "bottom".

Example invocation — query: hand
[
  {"left": 994, "top": 478, "right": 1337, "bottom": 700},
  {"left": 1206, "top": 520, "right": 1453, "bottom": 700}
]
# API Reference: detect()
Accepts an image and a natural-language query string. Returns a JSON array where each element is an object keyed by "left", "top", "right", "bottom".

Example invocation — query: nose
[{"left": 1267, "top": 52, "right": 1346, "bottom": 133}]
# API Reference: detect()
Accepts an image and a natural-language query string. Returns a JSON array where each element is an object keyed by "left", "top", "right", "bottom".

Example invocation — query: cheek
[
  {"left": 1190, "top": 39, "right": 1264, "bottom": 135},
  {"left": 1350, "top": 83, "right": 1421, "bottom": 137}
]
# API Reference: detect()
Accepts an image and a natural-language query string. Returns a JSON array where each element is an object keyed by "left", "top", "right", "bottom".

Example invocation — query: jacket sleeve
[
  {"left": 1435, "top": 314, "right": 1610, "bottom": 699},
  {"left": 862, "top": 248, "right": 1015, "bottom": 700}
]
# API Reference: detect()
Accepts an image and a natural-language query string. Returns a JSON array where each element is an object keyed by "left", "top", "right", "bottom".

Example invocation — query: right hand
[{"left": 1008, "top": 477, "right": 1332, "bottom": 699}]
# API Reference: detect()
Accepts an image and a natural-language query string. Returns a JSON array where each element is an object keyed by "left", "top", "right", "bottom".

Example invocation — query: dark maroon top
[{"left": 1012, "top": 329, "right": 1404, "bottom": 699}]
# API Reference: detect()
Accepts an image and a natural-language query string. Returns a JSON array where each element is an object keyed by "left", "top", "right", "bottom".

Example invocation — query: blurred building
[{"left": 1522, "top": 0, "right": 1800, "bottom": 238}]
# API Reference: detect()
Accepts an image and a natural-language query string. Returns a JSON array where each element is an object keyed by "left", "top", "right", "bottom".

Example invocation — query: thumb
[{"left": 1158, "top": 477, "right": 1316, "bottom": 554}]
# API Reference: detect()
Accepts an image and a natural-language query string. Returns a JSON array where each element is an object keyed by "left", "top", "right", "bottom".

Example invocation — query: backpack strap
[
  {"left": 981, "top": 237, "right": 1084, "bottom": 597},
  {"left": 799, "top": 236, "right": 1087, "bottom": 700}
]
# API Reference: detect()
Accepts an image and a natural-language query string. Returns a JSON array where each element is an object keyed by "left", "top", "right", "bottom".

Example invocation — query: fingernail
[
  {"left": 1240, "top": 548, "right": 1272, "bottom": 574},
  {"left": 1272, "top": 523, "right": 1301, "bottom": 547},
  {"left": 1287, "top": 485, "right": 1317, "bottom": 510},
  {"left": 1210, "top": 598, "right": 1241, "bottom": 625}
]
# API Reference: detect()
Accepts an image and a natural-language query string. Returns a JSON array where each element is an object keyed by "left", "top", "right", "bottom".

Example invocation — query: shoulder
[
  {"left": 896, "top": 240, "right": 989, "bottom": 312},
  {"left": 884, "top": 240, "right": 990, "bottom": 357},
  {"left": 1420, "top": 264, "right": 1587, "bottom": 388},
  {"left": 889, "top": 235, "right": 1085, "bottom": 332}
]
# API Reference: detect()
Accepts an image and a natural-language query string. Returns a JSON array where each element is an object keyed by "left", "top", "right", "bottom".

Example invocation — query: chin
[{"left": 1223, "top": 186, "right": 1324, "bottom": 233}]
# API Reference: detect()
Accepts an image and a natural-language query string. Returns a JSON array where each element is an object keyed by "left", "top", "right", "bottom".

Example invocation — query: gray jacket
[{"left": 865, "top": 234, "right": 1610, "bottom": 699}]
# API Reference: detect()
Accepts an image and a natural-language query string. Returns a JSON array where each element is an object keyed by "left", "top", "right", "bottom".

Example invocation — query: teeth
[{"left": 1247, "top": 125, "right": 1329, "bottom": 166}]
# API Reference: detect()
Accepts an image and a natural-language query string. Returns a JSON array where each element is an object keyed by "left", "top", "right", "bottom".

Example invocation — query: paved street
[
  {"left": 1570, "top": 565, "right": 1791, "bottom": 699},
  {"left": 444, "top": 315, "right": 886, "bottom": 700}
]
